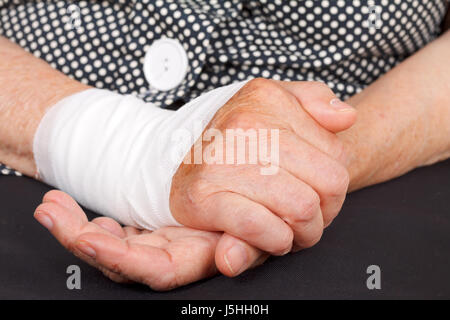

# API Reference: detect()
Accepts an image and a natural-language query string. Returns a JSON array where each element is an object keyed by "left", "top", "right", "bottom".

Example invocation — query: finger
[
  {"left": 123, "top": 226, "right": 143, "bottom": 237},
  {"left": 76, "top": 228, "right": 221, "bottom": 291},
  {"left": 277, "top": 80, "right": 357, "bottom": 133},
  {"left": 215, "top": 233, "right": 269, "bottom": 277},
  {"left": 35, "top": 191, "right": 131, "bottom": 283},
  {"left": 203, "top": 164, "right": 326, "bottom": 248},
  {"left": 101, "top": 270, "right": 134, "bottom": 284},
  {"left": 278, "top": 133, "right": 349, "bottom": 226},
  {"left": 38, "top": 191, "right": 219, "bottom": 289},
  {"left": 34, "top": 199, "right": 112, "bottom": 247},
  {"left": 288, "top": 201, "right": 324, "bottom": 250},
  {"left": 42, "top": 190, "right": 87, "bottom": 220},
  {"left": 92, "top": 217, "right": 126, "bottom": 238},
  {"left": 230, "top": 79, "right": 350, "bottom": 163},
  {"left": 239, "top": 169, "right": 325, "bottom": 249},
  {"left": 177, "top": 189, "right": 294, "bottom": 255}
]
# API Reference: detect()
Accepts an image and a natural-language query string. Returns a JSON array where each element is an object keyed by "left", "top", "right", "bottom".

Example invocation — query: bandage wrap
[{"left": 33, "top": 81, "right": 248, "bottom": 230}]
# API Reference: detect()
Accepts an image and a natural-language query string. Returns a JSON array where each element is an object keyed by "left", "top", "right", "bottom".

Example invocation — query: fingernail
[
  {"left": 34, "top": 212, "right": 53, "bottom": 230},
  {"left": 224, "top": 244, "right": 248, "bottom": 276},
  {"left": 330, "top": 98, "right": 354, "bottom": 112},
  {"left": 77, "top": 241, "right": 96, "bottom": 258},
  {"left": 281, "top": 246, "right": 292, "bottom": 255}
]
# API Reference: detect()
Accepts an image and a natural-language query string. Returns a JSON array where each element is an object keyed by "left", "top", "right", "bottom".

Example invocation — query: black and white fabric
[{"left": 0, "top": 0, "right": 448, "bottom": 176}]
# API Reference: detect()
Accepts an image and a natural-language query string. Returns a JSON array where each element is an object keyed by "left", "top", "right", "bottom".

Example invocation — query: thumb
[
  {"left": 277, "top": 81, "right": 357, "bottom": 133},
  {"left": 215, "top": 233, "right": 269, "bottom": 277}
]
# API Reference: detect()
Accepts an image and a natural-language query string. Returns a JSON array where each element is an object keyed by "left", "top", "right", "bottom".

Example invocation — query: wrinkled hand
[
  {"left": 34, "top": 190, "right": 268, "bottom": 290},
  {"left": 171, "top": 79, "right": 357, "bottom": 275}
]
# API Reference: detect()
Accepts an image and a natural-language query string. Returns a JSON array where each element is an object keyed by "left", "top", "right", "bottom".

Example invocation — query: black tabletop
[{"left": 1, "top": 160, "right": 449, "bottom": 300}]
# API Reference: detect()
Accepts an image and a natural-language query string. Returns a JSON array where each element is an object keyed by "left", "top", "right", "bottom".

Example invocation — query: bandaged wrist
[{"left": 33, "top": 81, "right": 248, "bottom": 230}]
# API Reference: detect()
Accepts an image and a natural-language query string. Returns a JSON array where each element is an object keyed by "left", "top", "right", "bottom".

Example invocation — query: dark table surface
[{"left": 1, "top": 160, "right": 449, "bottom": 299}]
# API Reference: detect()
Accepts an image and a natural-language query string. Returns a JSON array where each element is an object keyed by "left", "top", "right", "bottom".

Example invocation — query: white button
[{"left": 143, "top": 38, "right": 188, "bottom": 91}]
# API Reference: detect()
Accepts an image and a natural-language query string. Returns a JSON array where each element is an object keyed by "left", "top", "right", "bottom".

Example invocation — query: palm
[{"left": 34, "top": 190, "right": 223, "bottom": 290}]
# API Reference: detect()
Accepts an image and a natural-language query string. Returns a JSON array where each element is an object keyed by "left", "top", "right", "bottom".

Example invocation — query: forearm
[
  {"left": 341, "top": 30, "right": 450, "bottom": 191},
  {"left": 0, "top": 37, "right": 89, "bottom": 177}
]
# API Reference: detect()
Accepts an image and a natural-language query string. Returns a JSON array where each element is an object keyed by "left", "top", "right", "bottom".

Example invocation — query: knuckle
[
  {"left": 297, "top": 193, "right": 321, "bottom": 222},
  {"left": 42, "top": 189, "right": 64, "bottom": 203},
  {"left": 242, "top": 78, "right": 285, "bottom": 104},
  {"left": 185, "top": 178, "right": 212, "bottom": 208},
  {"left": 223, "top": 111, "right": 260, "bottom": 130},
  {"left": 274, "top": 229, "right": 294, "bottom": 254},
  {"left": 308, "top": 80, "right": 333, "bottom": 93},
  {"left": 35, "top": 202, "right": 56, "bottom": 215},
  {"left": 243, "top": 78, "right": 276, "bottom": 95},
  {"left": 322, "top": 164, "right": 350, "bottom": 198},
  {"left": 235, "top": 211, "right": 294, "bottom": 255},
  {"left": 301, "top": 229, "right": 324, "bottom": 249},
  {"left": 235, "top": 212, "right": 264, "bottom": 239}
]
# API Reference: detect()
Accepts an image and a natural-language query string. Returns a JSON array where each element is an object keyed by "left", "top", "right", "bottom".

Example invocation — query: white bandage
[{"left": 33, "top": 81, "right": 248, "bottom": 230}]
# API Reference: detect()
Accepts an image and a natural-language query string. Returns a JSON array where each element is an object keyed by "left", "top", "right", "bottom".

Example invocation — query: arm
[
  {"left": 1, "top": 32, "right": 358, "bottom": 257},
  {"left": 341, "top": 30, "right": 450, "bottom": 191},
  {"left": 0, "top": 36, "right": 89, "bottom": 176},
  {"left": 0, "top": 36, "right": 264, "bottom": 287}
]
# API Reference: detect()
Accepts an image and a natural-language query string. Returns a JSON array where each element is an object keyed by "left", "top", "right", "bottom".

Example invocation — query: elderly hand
[
  {"left": 170, "top": 78, "right": 357, "bottom": 276},
  {"left": 33, "top": 190, "right": 268, "bottom": 290},
  {"left": 34, "top": 78, "right": 357, "bottom": 288}
]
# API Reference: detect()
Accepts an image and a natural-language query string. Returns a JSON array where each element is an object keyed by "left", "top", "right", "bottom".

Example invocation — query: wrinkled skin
[
  {"left": 34, "top": 78, "right": 357, "bottom": 290},
  {"left": 170, "top": 78, "right": 356, "bottom": 276}
]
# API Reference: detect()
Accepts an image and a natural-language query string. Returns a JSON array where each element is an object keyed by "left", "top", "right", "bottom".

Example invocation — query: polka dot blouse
[{"left": 0, "top": 0, "right": 448, "bottom": 176}]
